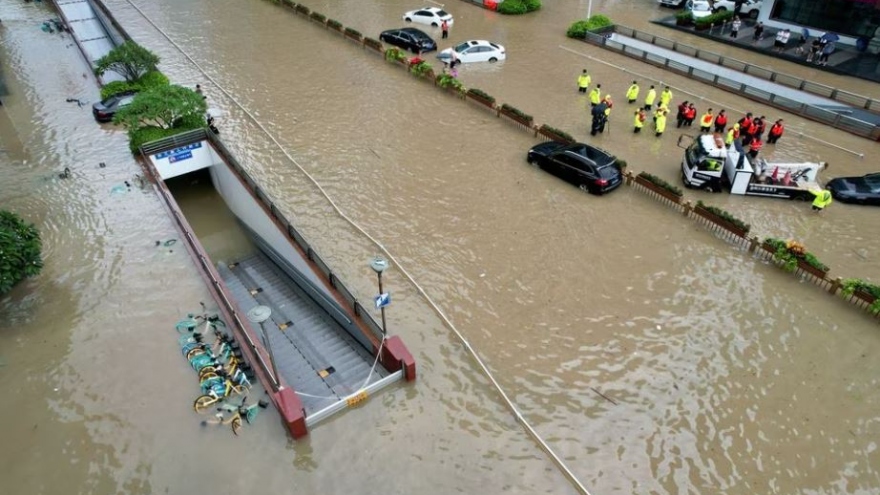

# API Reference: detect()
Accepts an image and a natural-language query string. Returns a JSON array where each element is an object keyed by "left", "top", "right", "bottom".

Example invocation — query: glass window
[
  {"left": 770, "top": 0, "right": 880, "bottom": 38},
  {"left": 416, "top": 11, "right": 429, "bottom": 16},
  {"left": 437, "top": 10, "right": 449, "bottom": 16},
  {"left": 454, "top": 42, "right": 471, "bottom": 51}
]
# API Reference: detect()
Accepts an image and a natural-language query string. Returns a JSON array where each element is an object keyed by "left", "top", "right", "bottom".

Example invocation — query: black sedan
[
  {"left": 92, "top": 92, "right": 137, "bottom": 123},
  {"left": 379, "top": 28, "right": 437, "bottom": 53},
  {"left": 827, "top": 172, "right": 880, "bottom": 205},
  {"left": 526, "top": 142, "right": 623, "bottom": 195}
]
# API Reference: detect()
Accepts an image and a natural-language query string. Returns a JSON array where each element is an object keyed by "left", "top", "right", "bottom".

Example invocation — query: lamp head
[{"left": 370, "top": 256, "right": 389, "bottom": 274}]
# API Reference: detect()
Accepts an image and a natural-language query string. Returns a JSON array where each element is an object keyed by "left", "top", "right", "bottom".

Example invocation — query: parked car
[
  {"left": 437, "top": 40, "right": 506, "bottom": 63},
  {"left": 92, "top": 92, "right": 137, "bottom": 123},
  {"left": 526, "top": 142, "right": 623, "bottom": 195},
  {"left": 711, "top": 0, "right": 763, "bottom": 19},
  {"left": 686, "top": 0, "right": 714, "bottom": 18},
  {"left": 826, "top": 172, "right": 880, "bottom": 205},
  {"left": 403, "top": 7, "right": 454, "bottom": 27},
  {"left": 379, "top": 28, "right": 437, "bottom": 53},
  {"left": 658, "top": 0, "right": 687, "bottom": 8}
]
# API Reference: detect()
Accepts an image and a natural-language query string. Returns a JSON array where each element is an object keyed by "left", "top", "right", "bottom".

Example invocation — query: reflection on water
[{"left": 2, "top": 0, "right": 879, "bottom": 493}]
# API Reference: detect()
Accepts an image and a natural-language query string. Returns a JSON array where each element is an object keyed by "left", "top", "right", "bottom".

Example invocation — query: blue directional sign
[
  {"left": 155, "top": 141, "right": 202, "bottom": 159},
  {"left": 374, "top": 293, "right": 391, "bottom": 310}
]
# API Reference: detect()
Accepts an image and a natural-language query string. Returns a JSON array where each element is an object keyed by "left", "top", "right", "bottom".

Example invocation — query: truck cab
[{"left": 680, "top": 134, "right": 825, "bottom": 200}]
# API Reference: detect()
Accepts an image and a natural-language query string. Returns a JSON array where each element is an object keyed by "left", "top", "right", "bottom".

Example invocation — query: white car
[
  {"left": 438, "top": 40, "right": 506, "bottom": 63},
  {"left": 711, "top": 0, "right": 763, "bottom": 19},
  {"left": 402, "top": 7, "right": 454, "bottom": 27},
  {"left": 686, "top": 0, "right": 714, "bottom": 18}
]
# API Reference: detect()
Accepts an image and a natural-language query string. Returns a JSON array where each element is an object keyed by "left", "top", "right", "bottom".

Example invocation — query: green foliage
[
  {"left": 566, "top": 15, "right": 613, "bottom": 38},
  {"left": 327, "top": 19, "right": 343, "bottom": 30},
  {"left": 94, "top": 41, "right": 160, "bottom": 82},
  {"left": 497, "top": 0, "right": 541, "bottom": 15},
  {"left": 100, "top": 71, "right": 169, "bottom": 100},
  {"left": 0, "top": 210, "right": 43, "bottom": 294},
  {"left": 127, "top": 126, "right": 196, "bottom": 154},
  {"left": 694, "top": 10, "right": 735, "bottom": 27},
  {"left": 385, "top": 47, "right": 407, "bottom": 62},
  {"left": 295, "top": 4, "right": 310, "bottom": 14},
  {"left": 675, "top": 11, "right": 693, "bottom": 23},
  {"left": 309, "top": 11, "right": 326, "bottom": 22},
  {"left": 467, "top": 88, "right": 495, "bottom": 104},
  {"left": 696, "top": 200, "right": 750, "bottom": 234},
  {"left": 539, "top": 124, "right": 574, "bottom": 143},
  {"left": 344, "top": 27, "right": 362, "bottom": 39},
  {"left": 281, "top": 0, "right": 295, "bottom": 7},
  {"left": 841, "top": 279, "right": 880, "bottom": 313},
  {"left": 363, "top": 37, "right": 383, "bottom": 51},
  {"left": 114, "top": 84, "right": 207, "bottom": 131},
  {"left": 436, "top": 73, "right": 464, "bottom": 93},
  {"left": 500, "top": 103, "right": 533, "bottom": 123},
  {"left": 763, "top": 238, "right": 827, "bottom": 274},
  {"left": 637, "top": 172, "right": 683, "bottom": 197},
  {"left": 409, "top": 61, "right": 433, "bottom": 77}
]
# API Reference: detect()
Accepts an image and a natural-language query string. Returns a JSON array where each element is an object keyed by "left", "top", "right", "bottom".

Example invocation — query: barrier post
[
  {"left": 828, "top": 276, "right": 843, "bottom": 295},
  {"left": 748, "top": 236, "right": 759, "bottom": 253}
]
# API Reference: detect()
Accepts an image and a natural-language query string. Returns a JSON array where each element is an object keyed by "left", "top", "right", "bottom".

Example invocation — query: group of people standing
[{"left": 576, "top": 71, "right": 787, "bottom": 154}]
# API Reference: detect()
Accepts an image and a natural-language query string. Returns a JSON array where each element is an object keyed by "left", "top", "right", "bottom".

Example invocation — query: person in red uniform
[
  {"left": 714, "top": 109, "right": 727, "bottom": 133},
  {"left": 754, "top": 116, "right": 767, "bottom": 140},
  {"left": 684, "top": 103, "right": 697, "bottom": 127},
  {"left": 742, "top": 118, "right": 758, "bottom": 146},
  {"left": 676, "top": 101, "right": 689, "bottom": 128},
  {"left": 738, "top": 113, "right": 753, "bottom": 137},
  {"left": 767, "top": 119, "right": 785, "bottom": 144},
  {"left": 747, "top": 136, "right": 763, "bottom": 159}
]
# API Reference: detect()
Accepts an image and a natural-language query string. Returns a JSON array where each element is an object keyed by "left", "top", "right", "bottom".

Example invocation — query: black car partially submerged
[
  {"left": 526, "top": 142, "right": 623, "bottom": 195},
  {"left": 379, "top": 28, "right": 437, "bottom": 53},
  {"left": 92, "top": 92, "right": 137, "bottom": 123},
  {"left": 827, "top": 172, "right": 880, "bottom": 205}
]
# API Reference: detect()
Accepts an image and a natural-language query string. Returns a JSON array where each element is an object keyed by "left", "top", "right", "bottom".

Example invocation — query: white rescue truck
[{"left": 678, "top": 134, "right": 826, "bottom": 200}]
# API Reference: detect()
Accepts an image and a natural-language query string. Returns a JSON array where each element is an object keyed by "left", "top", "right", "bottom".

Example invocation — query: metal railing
[{"left": 583, "top": 27, "right": 880, "bottom": 141}]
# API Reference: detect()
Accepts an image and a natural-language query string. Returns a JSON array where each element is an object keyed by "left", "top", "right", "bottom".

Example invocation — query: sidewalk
[{"left": 653, "top": 16, "right": 880, "bottom": 84}]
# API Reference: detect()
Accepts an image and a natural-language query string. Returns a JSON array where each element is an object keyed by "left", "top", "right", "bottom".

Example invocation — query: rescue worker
[
  {"left": 747, "top": 136, "right": 763, "bottom": 159},
  {"left": 738, "top": 113, "right": 753, "bottom": 139},
  {"left": 725, "top": 123, "right": 740, "bottom": 148},
  {"left": 625, "top": 80, "right": 639, "bottom": 104},
  {"left": 659, "top": 86, "right": 673, "bottom": 109},
  {"left": 714, "top": 109, "right": 728, "bottom": 133},
  {"left": 655, "top": 109, "right": 667, "bottom": 137},
  {"left": 743, "top": 118, "right": 758, "bottom": 146},
  {"left": 643, "top": 85, "right": 656, "bottom": 112},
  {"left": 700, "top": 108, "right": 714, "bottom": 133},
  {"left": 809, "top": 186, "right": 833, "bottom": 212},
  {"left": 676, "top": 101, "right": 689, "bottom": 128},
  {"left": 590, "top": 99, "right": 609, "bottom": 136},
  {"left": 633, "top": 108, "right": 647, "bottom": 133},
  {"left": 754, "top": 116, "right": 767, "bottom": 140},
  {"left": 767, "top": 119, "right": 785, "bottom": 144},
  {"left": 589, "top": 84, "right": 602, "bottom": 107},
  {"left": 684, "top": 103, "right": 697, "bottom": 127},
  {"left": 577, "top": 69, "right": 591, "bottom": 94}
]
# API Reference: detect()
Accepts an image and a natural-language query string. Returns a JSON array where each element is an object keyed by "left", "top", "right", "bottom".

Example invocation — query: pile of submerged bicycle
[{"left": 176, "top": 304, "right": 269, "bottom": 436}]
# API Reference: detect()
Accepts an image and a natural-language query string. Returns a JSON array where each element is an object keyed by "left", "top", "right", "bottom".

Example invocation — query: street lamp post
[
  {"left": 587, "top": 0, "right": 593, "bottom": 19},
  {"left": 370, "top": 256, "right": 389, "bottom": 336},
  {"left": 247, "top": 305, "right": 282, "bottom": 391}
]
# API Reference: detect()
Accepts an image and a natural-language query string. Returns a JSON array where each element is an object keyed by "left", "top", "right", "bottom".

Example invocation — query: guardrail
[{"left": 580, "top": 26, "right": 880, "bottom": 141}]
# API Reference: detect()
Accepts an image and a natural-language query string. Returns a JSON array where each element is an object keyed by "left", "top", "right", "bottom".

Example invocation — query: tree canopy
[
  {"left": 114, "top": 84, "right": 207, "bottom": 131},
  {"left": 0, "top": 210, "right": 43, "bottom": 295},
  {"left": 95, "top": 41, "right": 160, "bottom": 83}
]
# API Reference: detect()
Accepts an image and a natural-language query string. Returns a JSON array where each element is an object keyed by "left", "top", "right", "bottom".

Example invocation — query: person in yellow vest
[
  {"left": 699, "top": 108, "right": 714, "bottom": 133},
  {"left": 625, "top": 80, "right": 639, "bottom": 104},
  {"left": 809, "top": 186, "right": 833, "bottom": 212},
  {"left": 577, "top": 69, "right": 591, "bottom": 94},
  {"left": 655, "top": 109, "right": 667, "bottom": 137},
  {"left": 589, "top": 84, "right": 602, "bottom": 107},
  {"left": 633, "top": 108, "right": 647, "bottom": 133},
  {"left": 659, "top": 86, "right": 673, "bottom": 109},
  {"left": 725, "top": 123, "right": 739, "bottom": 148},
  {"left": 643, "top": 85, "right": 656, "bottom": 112}
]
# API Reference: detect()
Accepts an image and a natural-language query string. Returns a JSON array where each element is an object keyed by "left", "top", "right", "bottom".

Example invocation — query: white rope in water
[
  {"left": 558, "top": 44, "right": 867, "bottom": 158},
  {"left": 122, "top": 2, "right": 592, "bottom": 493}
]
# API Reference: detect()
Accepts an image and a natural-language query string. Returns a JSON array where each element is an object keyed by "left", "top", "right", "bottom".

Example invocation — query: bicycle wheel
[
  {"left": 193, "top": 395, "right": 216, "bottom": 413},
  {"left": 231, "top": 415, "right": 243, "bottom": 436}
]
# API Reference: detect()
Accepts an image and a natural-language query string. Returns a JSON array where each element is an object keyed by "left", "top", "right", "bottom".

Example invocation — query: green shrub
[
  {"left": 128, "top": 125, "right": 201, "bottom": 154},
  {"left": 363, "top": 37, "right": 383, "bottom": 50},
  {"left": 637, "top": 172, "right": 683, "bottom": 197},
  {"left": 309, "top": 11, "right": 326, "bottom": 22},
  {"left": 100, "top": 80, "right": 136, "bottom": 100},
  {"left": 694, "top": 10, "right": 734, "bottom": 27},
  {"left": 295, "top": 4, "right": 309, "bottom": 14},
  {"left": 385, "top": 47, "right": 407, "bottom": 62},
  {"left": 762, "top": 238, "right": 826, "bottom": 273},
  {"left": 524, "top": 0, "right": 542, "bottom": 11},
  {"left": 0, "top": 210, "right": 43, "bottom": 295},
  {"left": 675, "top": 11, "right": 693, "bottom": 21},
  {"left": 539, "top": 124, "right": 574, "bottom": 143},
  {"left": 500, "top": 103, "right": 533, "bottom": 123},
  {"left": 841, "top": 279, "right": 880, "bottom": 313},
  {"left": 497, "top": 0, "right": 527, "bottom": 15},
  {"left": 100, "top": 71, "right": 169, "bottom": 100},
  {"left": 696, "top": 200, "right": 750, "bottom": 234},
  {"left": 282, "top": 0, "right": 295, "bottom": 7},
  {"left": 467, "top": 88, "right": 495, "bottom": 104},
  {"left": 327, "top": 19, "right": 342, "bottom": 30},
  {"left": 344, "top": 27, "right": 362, "bottom": 38},
  {"left": 436, "top": 73, "right": 464, "bottom": 93},
  {"left": 409, "top": 60, "right": 433, "bottom": 77},
  {"left": 136, "top": 70, "right": 170, "bottom": 90},
  {"left": 566, "top": 15, "right": 613, "bottom": 38}
]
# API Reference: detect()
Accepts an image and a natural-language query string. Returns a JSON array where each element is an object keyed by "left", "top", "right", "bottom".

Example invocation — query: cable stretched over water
[
  {"left": 559, "top": 44, "right": 866, "bottom": 159},
  {"left": 121, "top": 2, "right": 592, "bottom": 493}
]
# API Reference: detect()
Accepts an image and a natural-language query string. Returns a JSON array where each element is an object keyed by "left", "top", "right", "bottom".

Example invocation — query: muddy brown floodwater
[{"left": 1, "top": 0, "right": 879, "bottom": 494}]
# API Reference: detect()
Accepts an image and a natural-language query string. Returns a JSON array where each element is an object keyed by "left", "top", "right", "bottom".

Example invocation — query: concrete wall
[{"left": 149, "top": 140, "right": 216, "bottom": 180}]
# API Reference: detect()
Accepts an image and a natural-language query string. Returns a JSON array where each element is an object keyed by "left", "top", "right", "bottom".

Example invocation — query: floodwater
[{"left": 1, "top": 0, "right": 879, "bottom": 494}]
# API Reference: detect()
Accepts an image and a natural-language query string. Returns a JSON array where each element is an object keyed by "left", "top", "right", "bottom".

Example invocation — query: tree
[
  {"left": 0, "top": 210, "right": 43, "bottom": 295},
  {"left": 94, "top": 41, "right": 160, "bottom": 83},
  {"left": 114, "top": 84, "right": 207, "bottom": 130}
]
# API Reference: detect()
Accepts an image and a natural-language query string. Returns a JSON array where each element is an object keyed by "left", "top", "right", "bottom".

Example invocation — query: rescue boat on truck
[{"left": 678, "top": 133, "right": 826, "bottom": 200}]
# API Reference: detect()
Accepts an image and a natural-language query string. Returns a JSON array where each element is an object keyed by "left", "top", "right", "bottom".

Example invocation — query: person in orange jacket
[
  {"left": 700, "top": 108, "right": 714, "bottom": 133},
  {"left": 714, "top": 109, "right": 728, "bottom": 133},
  {"left": 747, "top": 136, "right": 763, "bottom": 159},
  {"left": 767, "top": 119, "right": 785, "bottom": 144}
]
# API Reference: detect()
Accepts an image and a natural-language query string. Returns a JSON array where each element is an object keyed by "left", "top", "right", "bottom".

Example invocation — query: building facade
[{"left": 757, "top": 0, "right": 880, "bottom": 46}]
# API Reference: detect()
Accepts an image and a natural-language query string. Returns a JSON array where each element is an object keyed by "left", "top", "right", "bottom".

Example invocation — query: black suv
[
  {"left": 379, "top": 28, "right": 437, "bottom": 53},
  {"left": 526, "top": 142, "right": 622, "bottom": 195}
]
